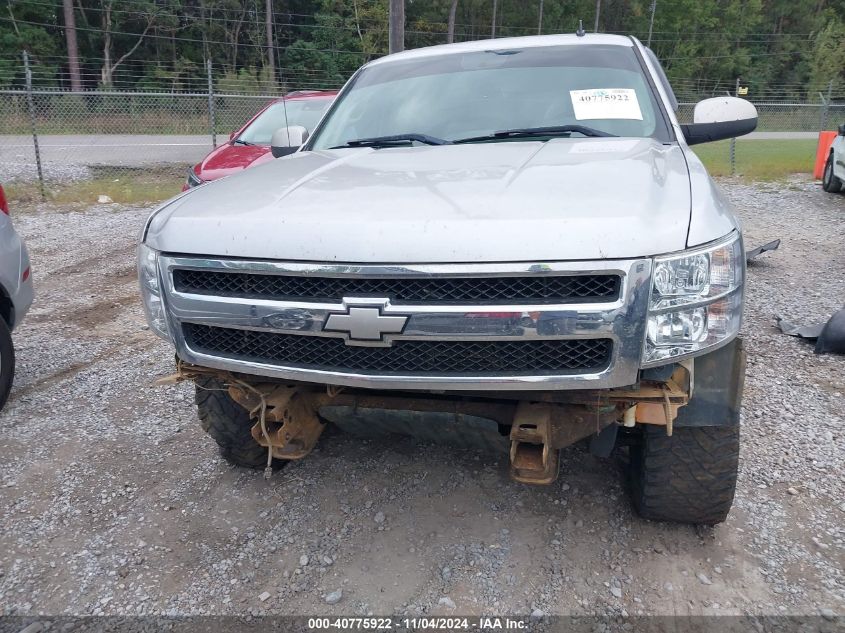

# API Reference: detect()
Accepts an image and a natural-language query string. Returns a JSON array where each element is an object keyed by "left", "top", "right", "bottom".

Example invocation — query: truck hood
[{"left": 147, "top": 138, "right": 692, "bottom": 263}]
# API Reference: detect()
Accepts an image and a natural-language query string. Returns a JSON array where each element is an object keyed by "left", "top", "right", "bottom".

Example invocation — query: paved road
[
  {"left": 745, "top": 132, "right": 819, "bottom": 140},
  {"left": 1, "top": 134, "right": 214, "bottom": 170}
]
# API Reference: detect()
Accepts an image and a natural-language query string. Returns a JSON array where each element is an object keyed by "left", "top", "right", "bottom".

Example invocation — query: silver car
[
  {"left": 0, "top": 185, "right": 34, "bottom": 410},
  {"left": 822, "top": 123, "right": 845, "bottom": 193}
]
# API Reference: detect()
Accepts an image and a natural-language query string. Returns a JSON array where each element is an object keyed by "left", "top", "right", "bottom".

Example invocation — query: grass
[
  {"left": 692, "top": 139, "right": 817, "bottom": 180},
  {"left": 6, "top": 167, "right": 183, "bottom": 207}
]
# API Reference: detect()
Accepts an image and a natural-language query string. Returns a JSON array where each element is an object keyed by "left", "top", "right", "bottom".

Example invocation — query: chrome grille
[
  {"left": 161, "top": 255, "right": 652, "bottom": 390},
  {"left": 183, "top": 323, "right": 613, "bottom": 375},
  {"left": 173, "top": 269, "right": 620, "bottom": 304}
]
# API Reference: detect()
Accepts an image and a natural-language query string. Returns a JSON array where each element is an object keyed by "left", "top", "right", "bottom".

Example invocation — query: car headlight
[
  {"left": 138, "top": 243, "right": 171, "bottom": 341},
  {"left": 643, "top": 232, "right": 744, "bottom": 366},
  {"left": 185, "top": 168, "right": 204, "bottom": 188}
]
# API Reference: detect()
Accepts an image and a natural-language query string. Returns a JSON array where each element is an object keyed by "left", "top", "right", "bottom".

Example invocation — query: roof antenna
[{"left": 576, "top": 20, "right": 586, "bottom": 37}]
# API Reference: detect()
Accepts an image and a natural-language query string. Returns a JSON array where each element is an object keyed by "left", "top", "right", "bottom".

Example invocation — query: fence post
[
  {"left": 730, "top": 78, "right": 739, "bottom": 176},
  {"left": 23, "top": 51, "right": 46, "bottom": 199},
  {"left": 207, "top": 58, "right": 217, "bottom": 149},
  {"left": 820, "top": 80, "right": 833, "bottom": 131}
]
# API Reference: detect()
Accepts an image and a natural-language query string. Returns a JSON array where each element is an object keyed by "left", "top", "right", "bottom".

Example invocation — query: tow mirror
[
  {"left": 681, "top": 97, "right": 757, "bottom": 146},
  {"left": 271, "top": 125, "right": 309, "bottom": 158}
]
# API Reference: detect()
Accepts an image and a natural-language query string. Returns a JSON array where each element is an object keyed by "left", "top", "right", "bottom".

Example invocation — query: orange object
[{"left": 814, "top": 131, "right": 837, "bottom": 179}]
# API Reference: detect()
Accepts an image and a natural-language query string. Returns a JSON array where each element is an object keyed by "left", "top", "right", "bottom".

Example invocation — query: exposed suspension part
[{"left": 158, "top": 361, "right": 692, "bottom": 485}]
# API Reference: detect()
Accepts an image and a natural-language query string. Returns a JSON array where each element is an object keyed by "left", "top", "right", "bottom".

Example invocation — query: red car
[{"left": 184, "top": 90, "right": 337, "bottom": 189}]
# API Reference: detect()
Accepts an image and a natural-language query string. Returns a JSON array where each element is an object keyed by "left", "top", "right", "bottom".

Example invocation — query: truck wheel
[
  {"left": 630, "top": 425, "right": 739, "bottom": 525},
  {"left": 195, "top": 376, "right": 278, "bottom": 469},
  {"left": 0, "top": 319, "right": 14, "bottom": 411},
  {"left": 822, "top": 154, "right": 842, "bottom": 193}
]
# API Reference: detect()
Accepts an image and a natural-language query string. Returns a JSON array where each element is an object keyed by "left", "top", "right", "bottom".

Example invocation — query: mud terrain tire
[
  {"left": 630, "top": 425, "right": 739, "bottom": 525},
  {"left": 195, "top": 376, "right": 276, "bottom": 468}
]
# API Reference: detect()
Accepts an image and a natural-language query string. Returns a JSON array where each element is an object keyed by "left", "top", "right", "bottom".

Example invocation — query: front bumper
[{"left": 158, "top": 256, "right": 652, "bottom": 391}]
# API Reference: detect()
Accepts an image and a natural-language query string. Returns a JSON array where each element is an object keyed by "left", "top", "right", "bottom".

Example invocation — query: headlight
[
  {"left": 138, "top": 244, "right": 171, "bottom": 341},
  {"left": 643, "top": 232, "right": 743, "bottom": 366},
  {"left": 185, "top": 168, "right": 204, "bottom": 188}
]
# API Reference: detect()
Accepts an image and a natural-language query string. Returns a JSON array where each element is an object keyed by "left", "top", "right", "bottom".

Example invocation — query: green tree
[
  {"left": 808, "top": 18, "right": 845, "bottom": 98},
  {"left": 0, "top": 0, "right": 59, "bottom": 88}
]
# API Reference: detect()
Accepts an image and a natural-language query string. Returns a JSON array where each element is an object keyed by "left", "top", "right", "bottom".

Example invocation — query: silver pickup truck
[{"left": 140, "top": 34, "right": 757, "bottom": 524}]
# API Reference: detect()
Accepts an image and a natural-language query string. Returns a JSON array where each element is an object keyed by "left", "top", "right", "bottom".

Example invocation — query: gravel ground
[
  {"left": 0, "top": 179, "right": 843, "bottom": 619},
  {"left": 0, "top": 161, "right": 92, "bottom": 185}
]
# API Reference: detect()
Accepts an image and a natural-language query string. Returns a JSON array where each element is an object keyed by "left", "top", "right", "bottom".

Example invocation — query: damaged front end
[{"left": 156, "top": 346, "right": 739, "bottom": 486}]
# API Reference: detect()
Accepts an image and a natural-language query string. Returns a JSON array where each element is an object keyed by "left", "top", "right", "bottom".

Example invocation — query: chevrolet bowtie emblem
[{"left": 324, "top": 301, "right": 408, "bottom": 344}]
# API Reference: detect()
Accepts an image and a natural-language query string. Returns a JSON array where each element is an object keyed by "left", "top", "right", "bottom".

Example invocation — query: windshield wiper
[
  {"left": 330, "top": 133, "right": 450, "bottom": 149},
  {"left": 454, "top": 125, "right": 617, "bottom": 144},
  {"left": 231, "top": 138, "right": 257, "bottom": 146}
]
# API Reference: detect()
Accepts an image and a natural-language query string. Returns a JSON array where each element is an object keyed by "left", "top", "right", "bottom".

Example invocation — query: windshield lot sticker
[{"left": 570, "top": 89, "right": 643, "bottom": 121}]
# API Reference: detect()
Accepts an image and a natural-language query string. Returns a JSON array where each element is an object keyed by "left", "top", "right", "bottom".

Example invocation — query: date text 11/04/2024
[{"left": 307, "top": 616, "right": 529, "bottom": 630}]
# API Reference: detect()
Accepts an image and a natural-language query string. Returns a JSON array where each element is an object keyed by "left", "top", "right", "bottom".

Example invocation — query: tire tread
[
  {"left": 195, "top": 376, "right": 271, "bottom": 468},
  {"left": 631, "top": 425, "right": 739, "bottom": 525},
  {"left": 0, "top": 319, "right": 14, "bottom": 411},
  {"left": 823, "top": 154, "right": 843, "bottom": 193}
]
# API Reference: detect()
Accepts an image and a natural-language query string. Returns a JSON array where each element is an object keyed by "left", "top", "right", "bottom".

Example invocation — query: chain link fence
[
  {"left": 2, "top": 84, "right": 843, "bottom": 204},
  {"left": 678, "top": 102, "right": 845, "bottom": 134},
  {"left": 0, "top": 87, "right": 283, "bottom": 200}
]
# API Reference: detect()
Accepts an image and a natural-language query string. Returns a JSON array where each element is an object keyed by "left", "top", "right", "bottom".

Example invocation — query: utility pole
[
  {"left": 265, "top": 0, "right": 275, "bottom": 86},
  {"left": 62, "top": 0, "right": 82, "bottom": 91},
  {"left": 647, "top": 0, "right": 656, "bottom": 47},
  {"left": 447, "top": 0, "right": 458, "bottom": 43},
  {"left": 491, "top": 0, "right": 498, "bottom": 38},
  {"left": 538, "top": 0, "right": 544, "bottom": 34},
  {"left": 594, "top": 0, "right": 601, "bottom": 32},
  {"left": 389, "top": 0, "right": 404, "bottom": 54},
  {"left": 207, "top": 59, "right": 217, "bottom": 149}
]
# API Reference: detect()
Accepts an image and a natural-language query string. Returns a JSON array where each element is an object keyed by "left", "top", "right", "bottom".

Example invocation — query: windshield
[
  {"left": 310, "top": 45, "right": 670, "bottom": 150},
  {"left": 237, "top": 96, "right": 334, "bottom": 145}
]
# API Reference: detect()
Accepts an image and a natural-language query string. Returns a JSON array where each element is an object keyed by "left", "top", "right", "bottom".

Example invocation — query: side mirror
[
  {"left": 681, "top": 97, "right": 757, "bottom": 146},
  {"left": 838, "top": 123, "right": 845, "bottom": 136},
  {"left": 271, "top": 125, "right": 309, "bottom": 158},
  {"left": 229, "top": 131, "right": 237, "bottom": 141}
]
